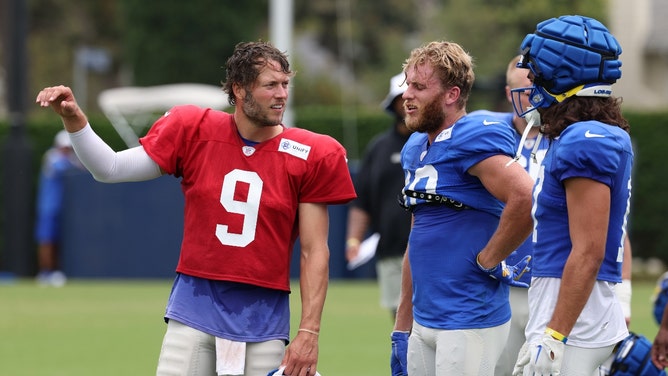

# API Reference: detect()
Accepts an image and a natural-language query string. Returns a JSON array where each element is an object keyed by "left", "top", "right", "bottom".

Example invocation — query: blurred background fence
[{"left": 1, "top": 108, "right": 667, "bottom": 279}]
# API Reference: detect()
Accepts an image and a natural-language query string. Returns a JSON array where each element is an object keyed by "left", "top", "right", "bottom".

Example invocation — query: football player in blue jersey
[
  {"left": 510, "top": 15, "right": 632, "bottom": 375},
  {"left": 390, "top": 41, "right": 535, "bottom": 375},
  {"left": 474, "top": 55, "right": 635, "bottom": 376},
  {"left": 471, "top": 55, "right": 550, "bottom": 376}
]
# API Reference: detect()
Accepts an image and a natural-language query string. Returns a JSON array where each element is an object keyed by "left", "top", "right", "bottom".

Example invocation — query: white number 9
[{"left": 215, "top": 169, "right": 263, "bottom": 247}]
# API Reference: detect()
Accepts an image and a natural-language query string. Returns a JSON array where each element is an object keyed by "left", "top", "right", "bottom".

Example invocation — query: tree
[{"left": 120, "top": 0, "right": 267, "bottom": 86}]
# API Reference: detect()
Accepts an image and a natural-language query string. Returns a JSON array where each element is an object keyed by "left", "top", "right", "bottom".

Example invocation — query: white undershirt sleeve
[{"left": 68, "top": 124, "right": 163, "bottom": 183}]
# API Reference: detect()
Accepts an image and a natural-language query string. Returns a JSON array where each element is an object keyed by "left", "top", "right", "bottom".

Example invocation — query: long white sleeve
[{"left": 68, "top": 124, "right": 163, "bottom": 183}]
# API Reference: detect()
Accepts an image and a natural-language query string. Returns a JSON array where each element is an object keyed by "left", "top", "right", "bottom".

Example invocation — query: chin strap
[
  {"left": 506, "top": 108, "right": 542, "bottom": 167},
  {"left": 530, "top": 132, "right": 544, "bottom": 164}
]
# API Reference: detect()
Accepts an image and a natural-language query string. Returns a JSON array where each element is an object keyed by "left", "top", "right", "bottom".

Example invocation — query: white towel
[
  {"left": 215, "top": 337, "right": 246, "bottom": 375},
  {"left": 269, "top": 366, "right": 322, "bottom": 376}
]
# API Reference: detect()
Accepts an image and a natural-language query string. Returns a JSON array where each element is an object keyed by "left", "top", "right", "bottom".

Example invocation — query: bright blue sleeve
[
  {"left": 554, "top": 121, "right": 623, "bottom": 186},
  {"left": 401, "top": 113, "right": 515, "bottom": 217},
  {"left": 453, "top": 112, "right": 515, "bottom": 171}
]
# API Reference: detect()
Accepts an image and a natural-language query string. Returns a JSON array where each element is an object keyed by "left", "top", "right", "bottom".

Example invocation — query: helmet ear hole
[{"left": 602, "top": 59, "right": 623, "bottom": 81}]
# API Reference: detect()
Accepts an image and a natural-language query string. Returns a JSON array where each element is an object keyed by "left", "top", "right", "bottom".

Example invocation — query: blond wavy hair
[{"left": 403, "top": 41, "right": 475, "bottom": 109}]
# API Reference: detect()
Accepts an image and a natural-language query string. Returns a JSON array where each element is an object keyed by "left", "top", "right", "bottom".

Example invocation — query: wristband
[
  {"left": 346, "top": 238, "right": 361, "bottom": 247},
  {"left": 545, "top": 327, "right": 568, "bottom": 343},
  {"left": 615, "top": 279, "right": 632, "bottom": 318},
  {"left": 475, "top": 253, "right": 497, "bottom": 273},
  {"left": 298, "top": 328, "right": 319, "bottom": 336}
]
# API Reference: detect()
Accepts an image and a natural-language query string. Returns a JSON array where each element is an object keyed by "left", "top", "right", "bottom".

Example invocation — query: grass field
[{"left": 0, "top": 278, "right": 661, "bottom": 375}]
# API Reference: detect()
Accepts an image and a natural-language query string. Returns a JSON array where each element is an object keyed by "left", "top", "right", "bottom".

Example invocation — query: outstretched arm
[{"left": 36, "top": 85, "right": 162, "bottom": 182}]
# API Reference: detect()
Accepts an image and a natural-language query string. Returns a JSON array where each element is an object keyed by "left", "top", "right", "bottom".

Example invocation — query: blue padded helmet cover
[
  {"left": 518, "top": 15, "right": 622, "bottom": 96},
  {"left": 653, "top": 272, "right": 668, "bottom": 325},
  {"left": 609, "top": 332, "right": 667, "bottom": 376}
]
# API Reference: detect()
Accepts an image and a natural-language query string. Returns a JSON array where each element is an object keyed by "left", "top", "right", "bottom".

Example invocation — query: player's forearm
[
  {"left": 622, "top": 236, "right": 632, "bottom": 280},
  {"left": 477, "top": 195, "right": 532, "bottom": 267},
  {"left": 69, "top": 125, "right": 162, "bottom": 183},
  {"left": 298, "top": 246, "right": 329, "bottom": 332},
  {"left": 393, "top": 250, "right": 413, "bottom": 332},
  {"left": 549, "top": 247, "right": 601, "bottom": 335},
  {"left": 345, "top": 206, "right": 370, "bottom": 243}
]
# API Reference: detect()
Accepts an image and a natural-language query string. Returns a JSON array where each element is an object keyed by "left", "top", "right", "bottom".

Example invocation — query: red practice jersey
[{"left": 140, "top": 105, "right": 356, "bottom": 291}]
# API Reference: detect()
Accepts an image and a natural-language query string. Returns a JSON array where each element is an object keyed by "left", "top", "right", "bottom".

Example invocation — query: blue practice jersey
[
  {"left": 401, "top": 112, "right": 517, "bottom": 329},
  {"left": 532, "top": 121, "right": 633, "bottom": 282},
  {"left": 469, "top": 110, "right": 550, "bottom": 286}
]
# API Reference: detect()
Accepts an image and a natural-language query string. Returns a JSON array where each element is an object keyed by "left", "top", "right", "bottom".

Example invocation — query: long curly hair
[
  {"left": 222, "top": 40, "right": 293, "bottom": 106},
  {"left": 539, "top": 96, "right": 630, "bottom": 139}
]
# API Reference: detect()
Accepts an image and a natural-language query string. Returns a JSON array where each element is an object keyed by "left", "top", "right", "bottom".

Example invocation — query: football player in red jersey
[{"left": 36, "top": 41, "right": 356, "bottom": 376}]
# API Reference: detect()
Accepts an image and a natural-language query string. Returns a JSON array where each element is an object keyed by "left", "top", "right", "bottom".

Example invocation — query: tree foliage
[
  {"left": 427, "top": 0, "right": 608, "bottom": 79},
  {"left": 23, "top": 0, "right": 609, "bottom": 110},
  {"left": 120, "top": 0, "right": 267, "bottom": 86}
]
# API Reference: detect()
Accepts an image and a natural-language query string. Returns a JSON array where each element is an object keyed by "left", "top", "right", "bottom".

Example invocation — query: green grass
[{"left": 0, "top": 279, "right": 660, "bottom": 375}]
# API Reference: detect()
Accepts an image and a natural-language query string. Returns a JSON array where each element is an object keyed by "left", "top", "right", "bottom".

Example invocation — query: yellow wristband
[
  {"left": 545, "top": 327, "right": 568, "bottom": 343},
  {"left": 346, "top": 238, "right": 361, "bottom": 247}
]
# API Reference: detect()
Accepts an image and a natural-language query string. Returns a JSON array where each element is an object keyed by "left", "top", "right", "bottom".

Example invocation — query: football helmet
[
  {"left": 511, "top": 15, "right": 622, "bottom": 116},
  {"left": 606, "top": 332, "right": 666, "bottom": 376},
  {"left": 653, "top": 272, "right": 668, "bottom": 325}
]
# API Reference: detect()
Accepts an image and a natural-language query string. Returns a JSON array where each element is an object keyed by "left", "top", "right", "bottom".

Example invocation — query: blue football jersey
[
  {"left": 469, "top": 110, "right": 550, "bottom": 286},
  {"left": 531, "top": 121, "right": 633, "bottom": 282},
  {"left": 401, "top": 112, "right": 515, "bottom": 216},
  {"left": 401, "top": 112, "right": 517, "bottom": 329}
]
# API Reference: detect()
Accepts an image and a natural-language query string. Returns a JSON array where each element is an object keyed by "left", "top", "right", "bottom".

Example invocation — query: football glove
[
  {"left": 476, "top": 254, "right": 531, "bottom": 288},
  {"left": 512, "top": 341, "right": 530, "bottom": 376},
  {"left": 390, "top": 331, "right": 409, "bottom": 376},
  {"left": 528, "top": 333, "right": 566, "bottom": 375}
]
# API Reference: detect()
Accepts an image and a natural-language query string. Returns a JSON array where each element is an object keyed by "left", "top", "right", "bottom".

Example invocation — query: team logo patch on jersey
[
  {"left": 242, "top": 146, "right": 256, "bottom": 156},
  {"left": 279, "top": 138, "right": 311, "bottom": 160},
  {"left": 434, "top": 127, "right": 453, "bottom": 142}
]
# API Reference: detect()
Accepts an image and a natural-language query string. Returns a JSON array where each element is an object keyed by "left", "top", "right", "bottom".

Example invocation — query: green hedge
[
  {"left": 1, "top": 108, "right": 667, "bottom": 264},
  {"left": 623, "top": 112, "right": 668, "bottom": 260}
]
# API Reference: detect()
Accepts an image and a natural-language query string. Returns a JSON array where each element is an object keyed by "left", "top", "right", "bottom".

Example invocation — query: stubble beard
[{"left": 243, "top": 92, "right": 283, "bottom": 127}]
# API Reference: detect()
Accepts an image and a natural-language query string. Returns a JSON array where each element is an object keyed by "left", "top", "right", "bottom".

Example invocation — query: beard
[
  {"left": 242, "top": 91, "right": 283, "bottom": 127},
  {"left": 405, "top": 96, "right": 445, "bottom": 134}
]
